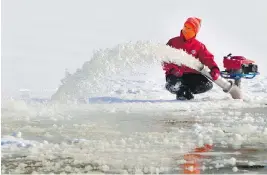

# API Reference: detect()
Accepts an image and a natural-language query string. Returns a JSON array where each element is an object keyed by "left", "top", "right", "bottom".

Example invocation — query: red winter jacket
[{"left": 163, "top": 31, "right": 218, "bottom": 75}]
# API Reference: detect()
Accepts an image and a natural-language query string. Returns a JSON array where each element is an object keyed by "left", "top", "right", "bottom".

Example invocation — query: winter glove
[{"left": 210, "top": 67, "right": 220, "bottom": 81}]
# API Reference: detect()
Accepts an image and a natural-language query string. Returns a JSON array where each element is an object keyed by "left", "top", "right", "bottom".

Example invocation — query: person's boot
[{"left": 176, "top": 87, "right": 194, "bottom": 100}]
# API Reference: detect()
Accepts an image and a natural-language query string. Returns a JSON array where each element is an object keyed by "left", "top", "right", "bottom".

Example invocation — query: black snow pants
[{"left": 165, "top": 73, "right": 213, "bottom": 99}]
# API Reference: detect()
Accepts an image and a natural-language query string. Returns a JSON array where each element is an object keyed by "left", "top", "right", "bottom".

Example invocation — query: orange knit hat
[{"left": 184, "top": 17, "right": 202, "bottom": 34}]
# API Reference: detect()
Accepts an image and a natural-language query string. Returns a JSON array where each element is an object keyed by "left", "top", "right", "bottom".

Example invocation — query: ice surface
[
  {"left": 2, "top": 98, "right": 267, "bottom": 173},
  {"left": 2, "top": 40, "right": 267, "bottom": 173}
]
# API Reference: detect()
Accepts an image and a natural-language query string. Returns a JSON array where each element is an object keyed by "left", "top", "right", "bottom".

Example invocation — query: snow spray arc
[{"left": 51, "top": 41, "right": 259, "bottom": 101}]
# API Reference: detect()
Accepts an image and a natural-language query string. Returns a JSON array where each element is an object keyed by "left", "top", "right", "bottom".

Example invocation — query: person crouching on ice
[{"left": 162, "top": 17, "right": 221, "bottom": 100}]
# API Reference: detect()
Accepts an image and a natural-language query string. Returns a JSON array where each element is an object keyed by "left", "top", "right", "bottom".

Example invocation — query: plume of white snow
[{"left": 51, "top": 41, "right": 206, "bottom": 102}]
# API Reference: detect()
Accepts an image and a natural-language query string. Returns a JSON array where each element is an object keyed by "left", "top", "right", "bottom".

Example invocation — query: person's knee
[
  {"left": 166, "top": 74, "right": 180, "bottom": 85},
  {"left": 165, "top": 75, "right": 182, "bottom": 94}
]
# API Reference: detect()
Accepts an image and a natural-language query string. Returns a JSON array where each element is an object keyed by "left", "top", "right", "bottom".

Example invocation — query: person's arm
[
  {"left": 198, "top": 44, "right": 218, "bottom": 70},
  {"left": 198, "top": 44, "right": 220, "bottom": 80}
]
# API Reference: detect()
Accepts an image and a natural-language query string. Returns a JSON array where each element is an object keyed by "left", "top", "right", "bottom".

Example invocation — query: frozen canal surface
[{"left": 2, "top": 99, "right": 267, "bottom": 174}]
